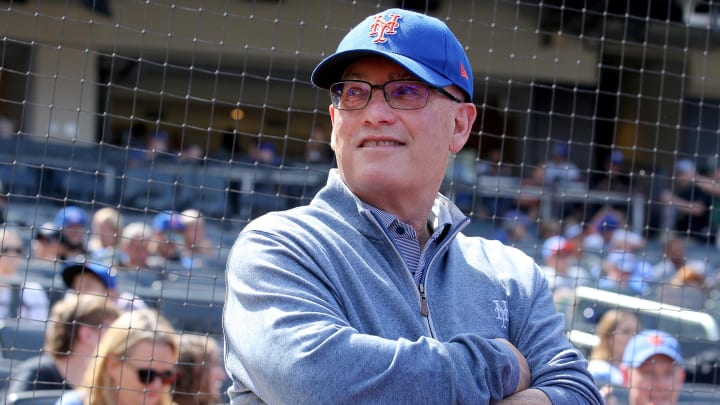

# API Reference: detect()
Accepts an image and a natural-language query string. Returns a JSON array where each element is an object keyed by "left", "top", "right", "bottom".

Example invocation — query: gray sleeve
[{"left": 508, "top": 261, "right": 603, "bottom": 404}]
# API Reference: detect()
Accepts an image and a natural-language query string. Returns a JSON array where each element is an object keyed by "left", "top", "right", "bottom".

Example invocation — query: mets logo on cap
[{"left": 368, "top": 13, "right": 401, "bottom": 43}]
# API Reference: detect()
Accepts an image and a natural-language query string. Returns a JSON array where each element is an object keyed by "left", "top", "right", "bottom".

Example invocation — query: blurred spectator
[
  {"left": 87, "top": 207, "right": 122, "bottom": 265},
  {"left": 660, "top": 158, "right": 713, "bottom": 243},
  {"left": 597, "top": 251, "right": 638, "bottom": 295},
  {"left": 477, "top": 148, "right": 512, "bottom": 177},
  {"left": 173, "top": 334, "right": 227, "bottom": 405},
  {"left": 54, "top": 205, "right": 90, "bottom": 260},
  {"left": 654, "top": 261, "right": 709, "bottom": 311},
  {"left": 145, "top": 129, "right": 172, "bottom": 161},
  {"left": 117, "top": 221, "right": 153, "bottom": 270},
  {"left": 651, "top": 235, "right": 688, "bottom": 282},
  {"left": 476, "top": 148, "right": 513, "bottom": 218},
  {"left": 245, "top": 142, "right": 286, "bottom": 217},
  {"left": 179, "top": 144, "right": 205, "bottom": 165},
  {"left": 0, "top": 116, "right": 16, "bottom": 139},
  {"left": 55, "top": 309, "right": 179, "bottom": 405},
  {"left": 543, "top": 142, "right": 581, "bottom": 187},
  {"left": 148, "top": 210, "right": 186, "bottom": 264},
  {"left": 0, "top": 227, "right": 49, "bottom": 320},
  {"left": 692, "top": 160, "right": 720, "bottom": 245},
  {"left": 444, "top": 149, "right": 477, "bottom": 214},
  {"left": 587, "top": 310, "right": 641, "bottom": 387},
  {"left": 6, "top": 294, "right": 120, "bottom": 395},
  {"left": 592, "top": 151, "right": 631, "bottom": 193},
  {"left": 492, "top": 209, "right": 533, "bottom": 249},
  {"left": 583, "top": 210, "right": 624, "bottom": 257},
  {"left": 610, "top": 229, "right": 654, "bottom": 296},
  {"left": 305, "top": 125, "right": 333, "bottom": 165},
  {"left": 61, "top": 260, "right": 147, "bottom": 312},
  {"left": 619, "top": 329, "right": 685, "bottom": 405},
  {"left": 516, "top": 165, "right": 546, "bottom": 220},
  {"left": 180, "top": 209, "right": 215, "bottom": 257},
  {"left": 29, "top": 222, "right": 64, "bottom": 266},
  {"left": 250, "top": 141, "right": 281, "bottom": 167},
  {"left": 590, "top": 151, "right": 632, "bottom": 217},
  {"left": 539, "top": 235, "right": 591, "bottom": 295}
]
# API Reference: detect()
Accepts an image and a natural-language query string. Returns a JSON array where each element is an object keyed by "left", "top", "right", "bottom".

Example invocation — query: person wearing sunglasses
[
  {"left": 6, "top": 294, "right": 120, "bottom": 396},
  {"left": 0, "top": 227, "right": 50, "bottom": 320},
  {"left": 55, "top": 308, "right": 178, "bottom": 405},
  {"left": 223, "top": 8, "right": 601, "bottom": 405}
]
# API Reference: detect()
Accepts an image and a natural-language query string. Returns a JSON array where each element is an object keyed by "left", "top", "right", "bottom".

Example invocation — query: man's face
[
  {"left": 624, "top": 355, "right": 685, "bottom": 405},
  {"left": 71, "top": 273, "right": 108, "bottom": 295},
  {"left": 328, "top": 57, "right": 474, "bottom": 206}
]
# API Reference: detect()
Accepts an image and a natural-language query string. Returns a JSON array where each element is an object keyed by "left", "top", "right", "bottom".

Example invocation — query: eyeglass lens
[
  {"left": 136, "top": 368, "right": 176, "bottom": 385},
  {"left": 330, "top": 80, "right": 432, "bottom": 110}
]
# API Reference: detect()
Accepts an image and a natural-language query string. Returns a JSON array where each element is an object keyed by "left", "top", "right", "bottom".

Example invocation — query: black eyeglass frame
[
  {"left": 132, "top": 366, "right": 177, "bottom": 386},
  {"left": 329, "top": 79, "right": 465, "bottom": 111}
]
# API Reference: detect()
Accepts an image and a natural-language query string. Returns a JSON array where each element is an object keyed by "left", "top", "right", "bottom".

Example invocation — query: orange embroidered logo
[
  {"left": 460, "top": 63, "right": 469, "bottom": 80},
  {"left": 368, "top": 14, "right": 402, "bottom": 44},
  {"left": 647, "top": 335, "right": 664, "bottom": 346}
]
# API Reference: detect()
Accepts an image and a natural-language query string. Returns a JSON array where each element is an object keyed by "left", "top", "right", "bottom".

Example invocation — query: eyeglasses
[
  {"left": 131, "top": 366, "right": 177, "bottom": 386},
  {"left": 1, "top": 247, "right": 23, "bottom": 255},
  {"left": 329, "top": 80, "right": 463, "bottom": 111}
]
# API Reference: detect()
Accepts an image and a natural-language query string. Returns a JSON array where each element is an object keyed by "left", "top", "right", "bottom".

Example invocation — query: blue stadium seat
[
  {"left": 119, "top": 166, "right": 183, "bottom": 211},
  {"left": 5, "top": 389, "right": 66, "bottom": 405},
  {"left": 179, "top": 169, "right": 232, "bottom": 218},
  {"left": 0, "top": 164, "right": 39, "bottom": 197},
  {"left": 0, "top": 320, "right": 46, "bottom": 362}
]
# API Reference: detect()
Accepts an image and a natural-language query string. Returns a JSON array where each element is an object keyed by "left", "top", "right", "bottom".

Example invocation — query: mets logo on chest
[
  {"left": 368, "top": 13, "right": 402, "bottom": 43},
  {"left": 493, "top": 300, "right": 509, "bottom": 328}
]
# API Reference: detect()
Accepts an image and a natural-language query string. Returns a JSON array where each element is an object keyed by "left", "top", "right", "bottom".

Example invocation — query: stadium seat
[
  {"left": 179, "top": 169, "right": 232, "bottom": 218},
  {"left": 119, "top": 166, "right": 183, "bottom": 211},
  {"left": 5, "top": 389, "right": 66, "bottom": 405},
  {"left": 0, "top": 320, "right": 46, "bottom": 362}
]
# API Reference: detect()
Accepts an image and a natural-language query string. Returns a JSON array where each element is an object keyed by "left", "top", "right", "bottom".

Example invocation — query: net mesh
[{"left": 0, "top": 0, "right": 719, "bottom": 401}]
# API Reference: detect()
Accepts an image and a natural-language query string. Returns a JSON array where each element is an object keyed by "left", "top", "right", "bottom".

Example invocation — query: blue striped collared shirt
[{"left": 366, "top": 202, "right": 453, "bottom": 284}]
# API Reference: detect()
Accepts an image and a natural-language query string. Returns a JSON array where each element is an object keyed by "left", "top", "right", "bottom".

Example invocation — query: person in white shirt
[{"left": 0, "top": 227, "right": 49, "bottom": 320}]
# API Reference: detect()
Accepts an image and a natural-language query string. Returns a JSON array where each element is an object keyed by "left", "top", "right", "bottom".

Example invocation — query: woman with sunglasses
[{"left": 56, "top": 309, "right": 179, "bottom": 405}]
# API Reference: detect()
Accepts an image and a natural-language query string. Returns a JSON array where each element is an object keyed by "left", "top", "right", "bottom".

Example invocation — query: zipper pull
[{"left": 418, "top": 284, "right": 429, "bottom": 317}]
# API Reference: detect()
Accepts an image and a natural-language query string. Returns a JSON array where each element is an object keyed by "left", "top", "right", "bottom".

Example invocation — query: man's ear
[{"left": 449, "top": 103, "right": 477, "bottom": 154}]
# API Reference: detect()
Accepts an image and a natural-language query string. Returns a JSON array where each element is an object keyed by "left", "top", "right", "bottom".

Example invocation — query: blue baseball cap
[
  {"left": 622, "top": 329, "right": 684, "bottom": 368},
  {"left": 596, "top": 214, "right": 620, "bottom": 232},
  {"left": 54, "top": 206, "right": 89, "bottom": 229},
  {"left": 610, "top": 150, "right": 624, "bottom": 165},
  {"left": 62, "top": 261, "right": 118, "bottom": 290},
  {"left": 152, "top": 210, "right": 185, "bottom": 233},
  {"left": 311, "top": 8, "right": 473, "bottom": 101}
]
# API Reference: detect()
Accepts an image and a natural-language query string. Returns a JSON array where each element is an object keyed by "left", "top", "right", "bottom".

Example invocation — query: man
[
  {"left": 5, "top": 294, "right": 120, "bottom": 395},
  {"left": 61, "top": 260, "right": 146, "bottom": 312},
  {"left": 539, "top": 235, "right": 591, "bottom": 294},
  {"left": 54, "top": 205, "right": 90, "bottom": 260},
  {"left": 620, "top": 329, "right": 686, "bottom": 405},
  {"left": 660, "top": 158, "right": 713, "bottom": 243},
  {"left": 223, "top": 8, "right": 602, "bottom": 404}
]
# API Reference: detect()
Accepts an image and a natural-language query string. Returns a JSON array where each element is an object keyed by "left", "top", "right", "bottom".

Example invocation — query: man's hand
[{"left": 495, "top": 338, "right": 531, "bottom": 393}]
